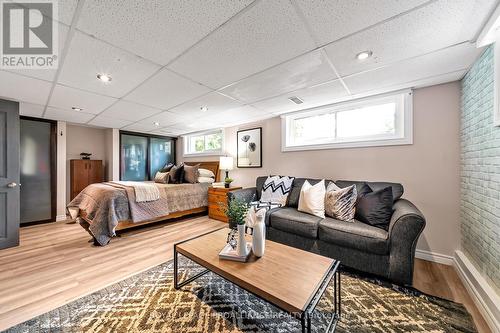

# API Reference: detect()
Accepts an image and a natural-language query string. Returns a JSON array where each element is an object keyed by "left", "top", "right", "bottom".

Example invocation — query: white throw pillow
[
  {"left": 198, "top": 168, "right": 215, "bottom": 179},
  {"left": 198, "top": 176, "right": 215, "bottom": 183},
  {"left": 298, "top": 180, "right": 326, "bottom": 218},
  {"left": 260, "top": 175, "right": 294, "bottom": 206}
]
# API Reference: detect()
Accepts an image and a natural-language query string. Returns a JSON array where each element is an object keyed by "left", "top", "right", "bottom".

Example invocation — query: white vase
[
  {"left": 252, "top": 209, "right": 266, "bottom": 257},
  {"left": 237, "top": 224, "right": 248, "bottom": 257}
]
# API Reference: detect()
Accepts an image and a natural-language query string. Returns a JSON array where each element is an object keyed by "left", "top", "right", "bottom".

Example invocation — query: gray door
[{"left": 0, "top": 99, "right": 20, "bottom": 249}]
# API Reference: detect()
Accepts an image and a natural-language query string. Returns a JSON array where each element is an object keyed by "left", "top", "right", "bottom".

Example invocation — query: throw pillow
[
  {"left": 198, "top": 168, "right": 215, "bottom": 179},
  {"left": 355, "top": 186, "right": 394, "bottom": 230},
  {"left": 198, "top": 176, "right": 215, "bottom": 184},
  {"left": 160, "top": 163, "right": 174, "bottom": 173},
  {"left": 183, "top": 164, "right": 200, "bottom": 184},
  {"left": 298, "top": 179, "right": 326, "bottom": 218},
  {"left": 325, "top": 182, "right": 357, "bottom": 222},
  {"left": 259, "top": 175, "right": 294, "bottom": 206},
  {"left": 168, "top": 164, "right": 184, "bottom": 184},
  {"left": 154, "top": 171, "right": 169, "bottom": 184}
]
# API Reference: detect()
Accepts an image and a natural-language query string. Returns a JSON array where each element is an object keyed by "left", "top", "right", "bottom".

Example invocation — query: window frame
[
  {"left": 281, "top": 90, "right": 413, "bottom": 152},
  {"left": 183, "top": 128, "right": 225, "bottom": 157}
]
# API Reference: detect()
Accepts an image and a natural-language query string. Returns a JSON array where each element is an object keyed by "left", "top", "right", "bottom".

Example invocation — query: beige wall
[
  {"left": 179, "top": 82, "right": 461, "bottom": 257},
  {"left": 66, "top": 124, "right": 109, "bottom": 204}
]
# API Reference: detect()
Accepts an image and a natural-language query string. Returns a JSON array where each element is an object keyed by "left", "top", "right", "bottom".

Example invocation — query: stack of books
[
  {"left": 211, "top": 182, "right": 225, "bottom": 188},
  {"left": 219, "top": 243, "right": 252, "bottom": 262}
]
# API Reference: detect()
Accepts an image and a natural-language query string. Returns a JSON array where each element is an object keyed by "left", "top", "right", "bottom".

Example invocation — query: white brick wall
[{"left": 461, "top": 46, "right": 500, "bottom": 294}]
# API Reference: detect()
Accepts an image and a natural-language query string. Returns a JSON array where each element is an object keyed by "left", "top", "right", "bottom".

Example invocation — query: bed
[{"left": 67, "top": 161, "right": 219, "bottom": 246}]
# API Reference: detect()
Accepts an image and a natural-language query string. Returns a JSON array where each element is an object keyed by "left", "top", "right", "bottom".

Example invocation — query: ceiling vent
[{"left": 288, "top": 96, "right": 304, "bottom": 104}]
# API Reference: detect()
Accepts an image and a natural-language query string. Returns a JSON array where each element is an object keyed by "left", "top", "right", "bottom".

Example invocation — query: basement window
[
  {"left": 183, "top": 129, "right": 224, "bottom": 156},
  {"left": 282, "top": 90, "right": 413, "bottom": 151}
]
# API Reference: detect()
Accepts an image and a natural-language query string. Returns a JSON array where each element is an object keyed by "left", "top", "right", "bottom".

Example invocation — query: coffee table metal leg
[{"left": 174, "top": 245, "right": 210, "bottom": 290}]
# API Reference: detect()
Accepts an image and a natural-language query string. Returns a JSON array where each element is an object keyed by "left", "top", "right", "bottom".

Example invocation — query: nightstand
[{"left": 208, "top": 186, "right": 242, "bottom": 222}]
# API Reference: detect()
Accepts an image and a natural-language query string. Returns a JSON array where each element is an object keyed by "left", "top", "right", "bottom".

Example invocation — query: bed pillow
[
  {"left": 325, "top": 182, "right": 357, "bottom": 222},
  {"left": 198, "top": 168, "right": 215, "bottom": 179},
  {"left": 198, "top": 176, "right": 215, "bottom": 183},
  {"left": 259, "top": 175, "right": 295, "bottom": 206},
  {"left": 168, "top": 164, "right": 184, "bottom": 184},
  {"left": 298, "top": 179, "right": 326, "bottom": 218},
  {"left": 154, "top": 171, "right": 169, "bottom": 184},
  {"left": 355, "top": 185, "right": 394, "bottom": 230},
  {"left": 183, "top": 164, "right": 200, "bottom": 184},
  {"left": 160, "top": 163, "right": 174, "bottom": 173}
]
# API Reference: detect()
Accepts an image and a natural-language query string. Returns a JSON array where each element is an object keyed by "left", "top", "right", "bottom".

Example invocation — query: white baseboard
[
  {"left": 415, "top": 249, "right": 454, "bottom": 265},
  {"left": 454, "top": 250, "right": 500, "bottom": 333},
  {"left": 56, "top": 214, "right": 68, "bottom": 222}
]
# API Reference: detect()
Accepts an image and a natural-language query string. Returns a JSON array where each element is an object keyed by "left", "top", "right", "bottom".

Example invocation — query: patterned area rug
[{"left": 6, "top": 258, "right": 476, "bottom": 333}]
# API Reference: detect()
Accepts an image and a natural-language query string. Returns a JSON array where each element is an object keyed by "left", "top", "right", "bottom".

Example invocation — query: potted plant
[
  {"left": 223, "top": 199, "right": 250, "bottom": 256},
  {"left": 224, "top": 177, "right": 233, "bottom": 188}
]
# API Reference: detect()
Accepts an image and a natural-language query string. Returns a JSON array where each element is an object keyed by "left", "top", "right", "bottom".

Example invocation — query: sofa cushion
[
  {"left": 335, "top": 180, "right": 404, "bottom": 201},
  {"left": 288, "top": 178, "right": 334, "bottom": 208},
  {"left": 318, "top": 217, "right": 389, "bottom": 254},
  {"left": 269, "top": 207, "right": 321, "bottom": 239}
]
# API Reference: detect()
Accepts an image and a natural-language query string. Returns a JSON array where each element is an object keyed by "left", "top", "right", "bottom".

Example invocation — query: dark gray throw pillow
[
  {"left": 168, "top": 164, "right": 184, "bottom": 184},
  {"left": 355, "top": 184, "right": 394, "bottom": 230},
  {"left": 183, "top": 164, "right": 200, "bottom": 184}
]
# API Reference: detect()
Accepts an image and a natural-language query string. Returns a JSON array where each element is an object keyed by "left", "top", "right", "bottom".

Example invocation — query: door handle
[{"left": 7, "top": 182, "right": 17, "bottom": 188}]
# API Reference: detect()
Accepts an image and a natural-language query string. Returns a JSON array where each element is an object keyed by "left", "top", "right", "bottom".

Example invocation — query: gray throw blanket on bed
[{"left": 67, "top": 182, "right": 209, "bottom": 246}]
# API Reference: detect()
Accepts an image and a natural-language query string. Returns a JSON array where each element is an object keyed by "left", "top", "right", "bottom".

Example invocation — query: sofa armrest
[
  {"left": 388, "top": 199, "right": 426, "bottom": 285},
  {"left": 227, "top": 187, "right": 257, "bottom": 204}
]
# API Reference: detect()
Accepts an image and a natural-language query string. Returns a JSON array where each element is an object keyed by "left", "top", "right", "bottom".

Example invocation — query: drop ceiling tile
[
  {"left": 252, "top": 79, "right": 349, "bottom": 115},
  {"left": 77, "top": 0, "right": 254, "bottom": 65},
  {"left": 295, "top": 0, "right": 428, "bottom": 45},
  {"left": 44, "top": 106, "right": 95, "bottom": 124},
  {"left": 0, "top": 71, "right": 52, "bottom": 105},
  {"left": 168, "top": 92, "right": 243, "bottom": 119},
  {"left": 209, "top": 105, "right": 269, "bottom": 125},
  {"left": 168, "top": 0, "right": 316, "bottom": 89},
  {"left": 138, "top": 111, "right": 190, "bottom": 128},
  {"left": 5, "top": 23, "right": 69, "bottom": 81},
  {"left": 20, "top": 102, "right": 45, "bottom": 117},
  {"left": 343, "top": 42, "right": 481, "bottom": 95},
  {"left": 122, "top": 123, "right": 161, "bottom": 133},
  {"left": 149, "top": 129, "right": 180, "bottom": 137},
  {"left": 218, "top": 50, "right": 338, "bottom": 103},
  {"left": 99, "top": 100, "right": 160, "bottom": 122},
  {"left": 88, "top": 115, "right": 132, "bottom": 129},
  {"left": 124, "top": 69, "right": 211, "bottom": 109},
  {"left": 58, "top": 31, "right": 160, "bottom": 98},
  {"left": 49, "top": 85, "right": 117, "bottom": 114},
  {"left": 324, "top": 0, "right": 496, "bottom": 77},
  {"left": 50, "top": 0, "right": 78, "bottom": 25}
]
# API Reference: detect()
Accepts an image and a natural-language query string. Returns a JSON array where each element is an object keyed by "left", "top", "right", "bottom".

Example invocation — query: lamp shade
[{"left": 220, "top": 156, "right": 234, "bottom": 171}]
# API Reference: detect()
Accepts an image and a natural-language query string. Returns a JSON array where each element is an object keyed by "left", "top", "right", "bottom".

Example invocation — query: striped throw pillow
[{"left": 325, "top": 182, "right": 357, "bottom": 222}]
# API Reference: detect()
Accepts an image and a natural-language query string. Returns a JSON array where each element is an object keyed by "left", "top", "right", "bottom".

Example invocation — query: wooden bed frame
[{"left": 82, "top": 161, "right": 220, "bottom": 232}]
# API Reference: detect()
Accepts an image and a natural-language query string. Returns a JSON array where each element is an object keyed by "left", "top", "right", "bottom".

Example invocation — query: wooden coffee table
[{"left": 174, "top": 228, "right": 341, "bottom": 332}]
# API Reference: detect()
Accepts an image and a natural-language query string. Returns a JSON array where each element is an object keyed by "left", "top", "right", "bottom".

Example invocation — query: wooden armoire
[{"left": 70, "top": 159, "right": 103, "bottom": 200}]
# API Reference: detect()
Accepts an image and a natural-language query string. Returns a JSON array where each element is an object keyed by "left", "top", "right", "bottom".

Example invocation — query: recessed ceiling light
[
  {"left": 356, "top": 51, "right": 373, "bottom": 60},
  {"left": 200, "top": 106, "right": 208, "bottom": 112},
  {"left": 153, "top": 121, "right": 160, "bottom": 127},
  {"left": 97, "top": 73, "right": 112, "bottom": 82},
  {"left": 72, "top": 107, "right": 83, "bottom": 111},
  {"left": 288, "top": 96, "right": 304, "bottom": 105}
]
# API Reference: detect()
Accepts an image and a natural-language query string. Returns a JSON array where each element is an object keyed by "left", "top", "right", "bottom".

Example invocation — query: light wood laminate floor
[{"left": 0, "top": 216, "right": 491, "bottom": 332}]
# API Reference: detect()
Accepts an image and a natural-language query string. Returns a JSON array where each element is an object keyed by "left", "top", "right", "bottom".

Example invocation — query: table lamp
[{"left": 219, "top": 156, "right": 234, "bottom": 180}]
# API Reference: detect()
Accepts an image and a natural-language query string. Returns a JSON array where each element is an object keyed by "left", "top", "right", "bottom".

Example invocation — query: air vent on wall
[{"left": 288, "top": 96, "right": 303, "bottom": 104}]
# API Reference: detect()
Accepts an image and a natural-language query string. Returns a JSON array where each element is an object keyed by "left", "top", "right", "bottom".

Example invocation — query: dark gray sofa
[{"left": 228, "top": 176, "right": 426, "bottom": 286}]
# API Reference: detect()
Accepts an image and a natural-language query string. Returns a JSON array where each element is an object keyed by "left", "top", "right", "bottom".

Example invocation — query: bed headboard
[{"left": 184, "top": 161, "right": 220, "bottom": 182}]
